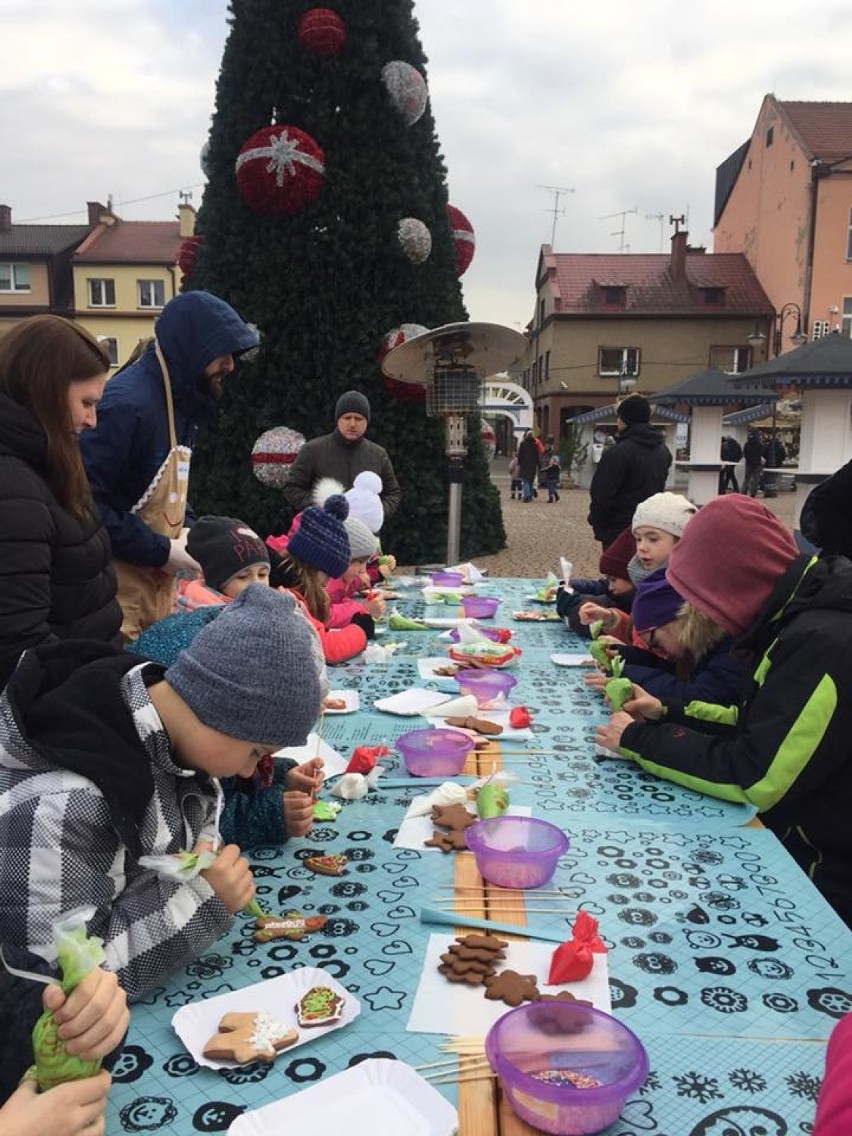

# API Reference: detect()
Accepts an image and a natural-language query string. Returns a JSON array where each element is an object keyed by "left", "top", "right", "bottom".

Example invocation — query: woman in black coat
[
  {"left": 0, "top": 316, "right": 122, "bottom": 687},
  {"left": 516, "top": 430, "right": 540, "bottom": 502}
]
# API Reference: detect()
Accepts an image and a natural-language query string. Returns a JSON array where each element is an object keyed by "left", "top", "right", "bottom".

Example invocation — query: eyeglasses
[{"left": 646, "top": 628, "right": 659, "bottom": 649}]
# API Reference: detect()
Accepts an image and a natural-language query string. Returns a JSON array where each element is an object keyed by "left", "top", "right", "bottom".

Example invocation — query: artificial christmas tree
[{"left": 187, "top": 0, "right": 505, "bottom": 563}]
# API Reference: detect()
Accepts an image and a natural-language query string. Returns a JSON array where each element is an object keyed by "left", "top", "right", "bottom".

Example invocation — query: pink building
[{"left": 714, "top": 96, "right": 852, "bottom": 351}]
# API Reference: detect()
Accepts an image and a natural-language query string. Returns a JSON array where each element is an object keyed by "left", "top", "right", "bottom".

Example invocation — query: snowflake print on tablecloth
[
  {"left": 637, "top": 1069, "right": 661, "bottom": 1095},
  {"left": 701, "top": 986, "right": 748, "bottom": 1013},
  {"left": 729, "top": 1067, "right": 767, "bottom": 1093},
  {"left": 673, "top": 1070, "right": 723, "bottom": 1104},
  {"left": 786, "top": 1070, "right": 822, "bottom": 1102}
]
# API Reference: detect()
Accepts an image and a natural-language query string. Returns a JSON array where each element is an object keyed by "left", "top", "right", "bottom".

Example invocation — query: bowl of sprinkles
[{"left": 485, "top": 1002, "right": 648, "bottom": 1134}]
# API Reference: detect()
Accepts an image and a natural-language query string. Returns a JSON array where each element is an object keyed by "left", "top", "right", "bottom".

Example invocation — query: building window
[
  {"left": 538, "top": 298, "right": 545, "bottom": 328},
  {"left": 602, "top": 285, "right": 627, "bottom": 305},
  {"left": 545, "top": 349, "right": 550, "bottom": 381},
  {"left": 97, "top": 336, "right": 119, "bottom": 367},
  {"left": 700, "top": 287, "right": 724, "bottom": 305},
  {"left": 138, "top": 279, "right": 165, "bottom": 308},
  {"left": 0, "top": 262, "right": 30, "bottom": 292},
  {"left": 766, "top": 126, "right": 774, "bottom": 147},
  {"left": 709, "top": 345, "right": 752, "bottom": 373},
  {"left": 598, "top": 346, "right": 639, "bottom": 377},
  {"left": 842, "top": 298, "right": 852, "bottom": 339},
  {"left": 88, "top": 278, "right": 115, "bottom": 307},
  {"left": 846, "top": 209, "right": 852, "bottom": 260}
]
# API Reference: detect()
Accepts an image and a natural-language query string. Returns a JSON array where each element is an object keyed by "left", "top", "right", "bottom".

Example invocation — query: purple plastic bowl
[
  {"left": 465, "top": 816, "right": 569, "bottom": 889},
  {"left": 449, "top": 625, "right": 503, "bottom": 643},
  {"left": 431, "top": 570, "right": 464, "bottom": 587},
  {"left": 485, "top": 1003, "right": 649, "bottom": 1135},
  {"left": 461, "top": 594, "right": 501, "bottom": 619},
  {"left": 396, "top": 727, "right": 475, "bottom": 777},
  {"left": 453, "top": 668, "right": 518, "bottom": 706}
]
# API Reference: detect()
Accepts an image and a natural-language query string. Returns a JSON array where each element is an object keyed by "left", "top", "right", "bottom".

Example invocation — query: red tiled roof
[
  {"left": 74, "top": 220, "right": 181, "bottom": 264},
  {"left": 547, "top": 251, "right": 772, "bottom": 316},
  {"left": 779, "top": 100, "right": 852, "bottom": 163}
]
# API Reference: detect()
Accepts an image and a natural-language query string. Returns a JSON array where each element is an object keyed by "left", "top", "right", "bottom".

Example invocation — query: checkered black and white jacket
[{"left": 0, "top": 644, "right": 233, "bottom": 1000}]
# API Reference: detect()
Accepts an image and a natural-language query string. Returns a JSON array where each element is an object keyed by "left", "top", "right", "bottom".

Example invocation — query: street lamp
[{"left": 748, "top": 303, "right": 808, "bottom": 357}]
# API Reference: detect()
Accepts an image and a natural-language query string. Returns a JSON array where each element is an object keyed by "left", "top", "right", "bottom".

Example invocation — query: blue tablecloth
[{"left": 105, "top": 578, "right": 849, "bottom": 1134}]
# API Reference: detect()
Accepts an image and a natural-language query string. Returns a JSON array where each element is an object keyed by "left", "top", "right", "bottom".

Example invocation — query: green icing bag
[
  {"left": 476, "top": 781, "right": 510, "bottom": 819},
  {"left": 388, "top": 611, "right": 429, "bottom": 631},
  {"left": 605, "top": 656, "right": 633, "bottom": 711}
]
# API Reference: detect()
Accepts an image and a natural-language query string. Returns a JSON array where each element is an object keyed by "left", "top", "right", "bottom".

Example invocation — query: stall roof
[
  {"left": 649, "top": 367, "right": 776, "bottom": 405},
  {"left": 732, "top": 332, "right": 852, "bottom": 388},
  {"left": 567, "top": 404, "right": 688, "bottom": 425}
]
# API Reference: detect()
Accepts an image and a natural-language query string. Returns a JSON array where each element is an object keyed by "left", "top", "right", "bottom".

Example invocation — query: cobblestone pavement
[{"left": 410, "top": 456, "right": 798, "bottom": 579}]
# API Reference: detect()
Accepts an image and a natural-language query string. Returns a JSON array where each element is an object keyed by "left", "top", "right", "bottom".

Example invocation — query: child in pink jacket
[{"left": 326, "top": 518, "right": 387, "bottom": 629}]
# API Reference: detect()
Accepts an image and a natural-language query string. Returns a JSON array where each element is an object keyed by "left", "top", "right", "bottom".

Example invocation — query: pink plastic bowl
[
  {"left": 453, "top": 669, "right": 518, "bottom": 706},
  {"left": 396, "top": 727, "right": 475, "bottom": 776},
  {"left": 465, "top": 816, "right": 569, "bottom": 889},
  {"left": 431, "top": 571, "right": 464, "bottom": 587},
  {"left": 461, "top": 594, "right": 501, "bottom": 619},
  {"left": 485, "top": 1003, "right": 649, "bottom": 1135}
]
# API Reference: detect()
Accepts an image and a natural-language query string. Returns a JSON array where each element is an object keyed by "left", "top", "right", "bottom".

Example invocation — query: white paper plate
[
  {"left": 228, "top": 1057, "right": 457, "bottom": 1136},
  {"left": 374, "top": 688, "right": 453, "bottom": 716},
  {"left": 172, "top": 967, "right": 360, "bottom": 1070},
  {"left": 512, "top": 610, "right": 562, "bottom": 622},
  {"left": 551, "top": 652, "right": 594, "bottom": 667},
  {"left": 273, "top": 736, "right": 347, "bottom": 779},
  {"left": 415, "top": 657, "right": 462, "bottom": 692},
  {"left": 422, "top": 617, "right": 468, "bottom": 628},
  {"left": 421, "top": 586, "right": 473, "bottom": 603},
  {"left": 323, "top": 689, "right": 360, "bottom": 714},
  {"left": 594, "top": 742, "right": 629, "bottom": 760},
  {"left": 524, "top": 594, "right": 557, "bottom": 604}
]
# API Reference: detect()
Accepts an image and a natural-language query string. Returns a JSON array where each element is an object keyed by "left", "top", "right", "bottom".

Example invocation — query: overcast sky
[{"left": 3, "top": 0, "right": 850, "bottom": 329}]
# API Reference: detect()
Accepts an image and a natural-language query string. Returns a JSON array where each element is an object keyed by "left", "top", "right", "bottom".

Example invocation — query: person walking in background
[
  {"left": 761, "top": 430, "right": 787, "bottom": 498},
  {"left": 0, "top": 316, "right": 122, "bottom": 688},
  {"left": 508, "top": 452, "right": 522, "bottom": 499},
  {"left": 718, "top": 434, "right": 742, "bottom": 494},
  {"left": 742, "top": 428, "right": 764, "bottom": 496},
  {"left": 587, "top": 394, "right": 672, "bottom": 546},
  {"left": 281, "top": 390, "right": 401, "bottom": 522},
  {"left": 516, "top": 429, "right": 540, "bottom": 503},
  {"left": 80, "top": 291, "right": 259, "bottom": 641}
]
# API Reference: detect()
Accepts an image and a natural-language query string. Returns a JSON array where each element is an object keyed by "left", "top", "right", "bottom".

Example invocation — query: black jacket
[
  {"left": 281, "top": 429, "right": 402, "bottom": 520},
  {"left": 621, "top": 554, "right": 852, "bottom": 928},
  {"left": 800, "top": 458, "right": 852, "bottom": 558},
  {"left": 743, "top": 434, "right": 763, "bottom": 467},
  {"left": 0, "top": 394, "right": 122, "bottom": 688},
  {"left": 587, "top": 423, "right": 672, "bottom": 544}
]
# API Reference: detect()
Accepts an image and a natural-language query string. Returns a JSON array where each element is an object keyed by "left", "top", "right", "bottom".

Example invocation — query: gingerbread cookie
[
  {"left": 296, "top": 985, "right": 344, "bottom": 1027},
  {"left": 444, "top": 716, "right": 503, "bottom": 736},
  {"left": 431, "top": 803, "right": 477, "bottom": 831},
  {"left": 304, "top": 853, "right": 348, "bottom": 876},
  {"left": 455, "top": 934, "right": 508, "bottom": 956},
  {"left": 483, "top": 969, "right": 540, "bottom": 1006},
  {"left": 439, "top": 950, "right": 495, "bottom": 975},
  {"left": 253, "top": 911, "right": 327, "bottom": 942},
  {"left": 203, "top": 1011, "right": 298, "bottom": 1063},
  {"left": 425, "top": 829, "right": 469, "bottom": 853},
  {"left": 437, "top": 934, "right": 508, "bottom": 987}
]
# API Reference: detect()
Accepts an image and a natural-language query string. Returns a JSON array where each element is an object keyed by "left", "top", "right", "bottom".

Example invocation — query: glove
[
  {"left": 164, "top": 539, "right": 201, "bottom": 577},
  {"left": 555, "top": 585, "right": 583, "bottom": 619},
  {"left": 350, "top": 612, "right": 376, "bottom": 639}
]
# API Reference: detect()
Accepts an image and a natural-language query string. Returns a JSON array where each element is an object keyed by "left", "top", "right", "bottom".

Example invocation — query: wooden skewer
[
  {"left": 426, "top": 1069, "right": 496, "bottom": 1085},
  {"left": 414, "top": 1054, "right": 488, "bottom": 1072}
]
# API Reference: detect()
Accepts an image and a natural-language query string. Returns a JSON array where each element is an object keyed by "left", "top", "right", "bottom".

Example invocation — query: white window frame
[
  {"left": 0, "top": 262, "right": 30, "bottom": 292},
  {"left": 137, "top": 278, "right": 165, "bottom": 309},
  {"left": 598, "top": 346, "right": 640, "bottom": 378},
  {"left": 88, "top": 278, "right": 115, "bottom": 307},
  {"left": 708, "top": 345, "right": 752, "bottom": 374},
  {"left": 97, "top": 336, "right": 119, "bottom": 367},
  {"left": 841, "top": 298, "right": 852, "bottom": 339}
]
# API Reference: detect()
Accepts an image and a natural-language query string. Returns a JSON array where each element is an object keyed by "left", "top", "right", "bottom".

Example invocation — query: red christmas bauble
[
  {"left": 177, "top": 234, "right": 204, "bottom": 277},
  {"left": 378, "top": 323, "right": 429, "bottom": 403},
  {"left": 446, "top": 204, "right": 475, "bottom": 275},
  {"left": 251, "top": 426, "right": 306, "bottom": 488},
  {"left": 298, "top": 8, "right": 346, "bottom": 55},
  {"left": 236, "top": 125, "right": 325, "bottom": 216}
]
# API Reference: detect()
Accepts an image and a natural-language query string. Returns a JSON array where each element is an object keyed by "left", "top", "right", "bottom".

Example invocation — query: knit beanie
[
  {"left": 631, "top": 570, "right": 685, "bottom": 633},
  {"left": 166, "top": 585, "right": 321, "bottom": 745},
  {"left": 187, "top": 516, "right": 270, "bottom": 592},
  {"left": 599, "top": 526, "right": 635, "bottom": 579},
  {"left": 288, "top": 494, "right": 351, "bottom": 578},
  {"left": 344, "top": 517, "right": 379, "bottom": 561},
  {"left": 666, "top": 495, "right": 799, "bottom": 638},
  {"left": 345, "top": 471, "right": 384, "bottom": 534},
  {"left": 616, "top": 394, "right": 651, "bottom": 426},
  {"left": 633, "top": 492, "right": 697, "bottom": 538},
  {"left": 335, "top": 390, "right": 371, "bottom": 422}
]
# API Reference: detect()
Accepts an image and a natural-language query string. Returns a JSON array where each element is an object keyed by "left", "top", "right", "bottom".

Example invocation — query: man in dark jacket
[
  {"left": 515, "top": 429, "right": 540, "bottom": 503},
  {"left": 80, "top": 292, "right": 258, "bottom": 639},
  {"left": 718, "top": 435, "right": 742, "bottom": 494},
  {"left": 596, "top": 495, "right": 852, "bottom": 928},
  {"left": 587, "top": 394, "right": 672, "bottom": 546},
  {"left": 281, "top": 390, "right": 401, "bottom": 521},
  {"left": 743, "top": 429, "right": 764, "bottom": 496}
]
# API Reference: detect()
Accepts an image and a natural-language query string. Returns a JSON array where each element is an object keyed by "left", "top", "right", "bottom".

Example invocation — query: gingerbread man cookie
[
  {"left": 202, "top": 1011, "right": 298, "bottom": 1063},
  {"left": 431, "top": 803, "right": 477, "bottom": 831},
  {"left": 483, "top": 969, "right": 540, "bottom": 1006},
  {"left": 424, "top": 829, "right": 469, "bottom": 853}
]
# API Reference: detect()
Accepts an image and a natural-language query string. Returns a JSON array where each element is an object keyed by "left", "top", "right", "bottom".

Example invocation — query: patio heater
[{"left": 381, "top": 322, "right": 526, "bottom": 564}]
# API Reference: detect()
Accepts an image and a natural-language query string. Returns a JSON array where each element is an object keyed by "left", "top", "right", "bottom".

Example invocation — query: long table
[{"left": 105, "top": 578, "right": 849, "bottom": 1134}]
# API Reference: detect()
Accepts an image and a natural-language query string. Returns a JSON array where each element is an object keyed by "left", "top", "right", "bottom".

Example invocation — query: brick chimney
[
  {"left": 87, "top": 201, "right": 108, "bottom": 228},
  {"left": 0, "top": 205, "right": 11, "bottom": 233},
  {"left": 670, "top": 229, "right": 688, "bottom": 281},
  {"left": 178, "top": 202, "right": 197, "bottom": 238}
]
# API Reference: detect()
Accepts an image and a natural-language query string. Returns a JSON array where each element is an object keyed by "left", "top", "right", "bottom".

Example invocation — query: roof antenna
[{"left": 538, "top": 184, "right": 575, "bottom": 247}]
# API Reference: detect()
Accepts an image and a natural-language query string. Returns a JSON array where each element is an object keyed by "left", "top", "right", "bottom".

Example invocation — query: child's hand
[
  {"left": 45, "top": 968, "right": 128, "bottom": 1061},
  {"left": 199, "top": 843, "right": 255, "bottom": 914},
  {"left": 286, "top": 757, "right": 324, "bottom": 795},
  {"left": 282, "top": 791, "right": 314, "bottom": 838},
  {"left": 578, "top": 601, "right": 613, "bottom": 627},
  {"left": 622, "top": 685, "right": 664, "bottom": 721},
  {"left": 378, "top": 555, "right": 396, "bottom": 579},
  {"left": 1, "top": 1069, "right": 112, "bottom": 1136},
  {"left": 594, "top": 711, "right": 635, "bottom": 753},
  {"left": 364, "top": 595, "right": 386, "bottom": 619},
  {"left": 584, "top": 671, "right": 608, "bottom": 691}
]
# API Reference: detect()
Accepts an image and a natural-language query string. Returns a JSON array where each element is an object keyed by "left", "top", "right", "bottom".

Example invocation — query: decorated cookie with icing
[
  {"left": 295, "top": 985, "right": 344, "bottom": 1027},
  {"left": 304, "top": 853, "right": 348, "bottom": 876},
  {"left": 253, "top": 911, "right": 327, "bottom": 942},
  {"left": 202, "top": 1011, "right": 298, "bottom": 1063}
]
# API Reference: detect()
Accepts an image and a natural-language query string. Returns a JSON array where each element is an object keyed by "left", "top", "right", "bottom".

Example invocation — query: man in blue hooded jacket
[{"left": 80, "top": 291, "right": 258, "bottom": 640}]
